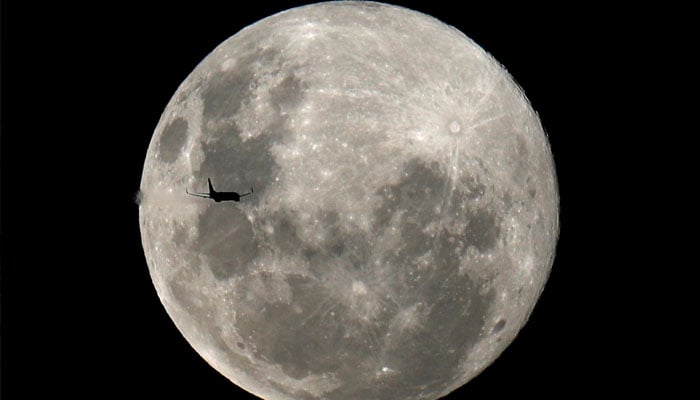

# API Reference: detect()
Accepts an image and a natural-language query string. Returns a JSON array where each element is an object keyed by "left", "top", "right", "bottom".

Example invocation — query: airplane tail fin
[{"left": 208, "top": 178, "right": 215, "bottom": 194}]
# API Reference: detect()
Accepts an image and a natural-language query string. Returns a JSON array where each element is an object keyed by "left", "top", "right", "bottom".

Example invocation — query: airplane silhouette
[{"left": 186, "top": 178, "right": 253, "bottom": 202}]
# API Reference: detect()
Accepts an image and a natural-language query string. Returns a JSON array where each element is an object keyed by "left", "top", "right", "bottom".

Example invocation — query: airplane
[{"left": 186, "top": 178, "right": 254, "bottom": 202}]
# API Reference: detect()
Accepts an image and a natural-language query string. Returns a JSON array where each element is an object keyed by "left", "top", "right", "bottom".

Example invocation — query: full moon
[{"left": 139, "top": 2, "right": 559, "bottom": 400}]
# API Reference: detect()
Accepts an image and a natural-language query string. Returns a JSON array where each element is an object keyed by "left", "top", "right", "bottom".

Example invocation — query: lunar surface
[{"left": 139, "top": 2, "right": 559, "bottom": 400}]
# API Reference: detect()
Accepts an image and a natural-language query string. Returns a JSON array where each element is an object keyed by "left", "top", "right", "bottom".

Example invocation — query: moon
[{"left": 139, "top": 2, "right": 559, "bottom": 400}]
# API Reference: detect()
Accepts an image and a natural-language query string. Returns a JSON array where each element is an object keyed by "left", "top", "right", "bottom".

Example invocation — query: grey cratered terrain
[{"left": 139, "top": 2, "right": 559, "bottom": 400}]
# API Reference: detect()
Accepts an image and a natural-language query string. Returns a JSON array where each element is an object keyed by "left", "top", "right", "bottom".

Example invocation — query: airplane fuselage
[
  {"left": 187, "top": 178, "right": 253, "bottom": 202},
  {"left": 211, "top": 192, "right": 242, "bottom": 202}
]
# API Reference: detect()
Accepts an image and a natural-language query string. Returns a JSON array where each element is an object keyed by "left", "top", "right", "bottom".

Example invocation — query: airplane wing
[{"left": 186, "top": 189, "right": 210, "bottom": 198}]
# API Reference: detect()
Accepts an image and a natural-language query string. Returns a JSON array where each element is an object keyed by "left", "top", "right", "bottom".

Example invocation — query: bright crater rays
[{"left": 139, "top": 2, "right": 559, "bottom": 400}]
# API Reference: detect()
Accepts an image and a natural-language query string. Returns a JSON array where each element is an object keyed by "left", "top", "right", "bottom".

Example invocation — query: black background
[{"left": 2, "top": 1, "right": 656, "bottom": 398}]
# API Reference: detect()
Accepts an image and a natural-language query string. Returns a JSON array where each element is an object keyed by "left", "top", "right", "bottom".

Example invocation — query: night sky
[{"left": 2, "top": 1, "right": 653, "bottom": 398}]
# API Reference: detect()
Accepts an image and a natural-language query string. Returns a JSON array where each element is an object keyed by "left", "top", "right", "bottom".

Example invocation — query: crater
[
  {"left": 492, "top": 318, "right": 506, "bottom": 333},
  {"left": 449, "top": 120, "right": 461, "bottom": 133},
  {"left": 352, "top": 280, "right": 368, "bottom": 295},
  {"left": 158, "top": 118, "right": 188, "bottom": 163}
]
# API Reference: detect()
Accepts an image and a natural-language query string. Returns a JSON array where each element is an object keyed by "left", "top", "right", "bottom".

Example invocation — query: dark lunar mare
[{"left": 216, "top": 158, "right": 498, "bottom": 399}]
